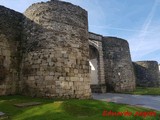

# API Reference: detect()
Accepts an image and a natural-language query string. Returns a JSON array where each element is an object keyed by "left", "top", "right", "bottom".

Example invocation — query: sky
[{"left": 0, "top": 0, "right": 160, "bottom": 63}]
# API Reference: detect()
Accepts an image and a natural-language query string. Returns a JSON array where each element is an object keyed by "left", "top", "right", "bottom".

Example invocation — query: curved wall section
[
  {"left": 102, "top": 37, "right": 136, "bottom": 92},
  {"left": 133, "top": 61, "right": 160, "bottom": 87},
  {"left": 22, "top": 1, "right": 91, "bottom": 98}
]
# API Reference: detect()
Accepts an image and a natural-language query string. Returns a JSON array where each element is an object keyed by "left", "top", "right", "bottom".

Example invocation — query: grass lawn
[
  {"left": 122, "top": 87, "right": 160, "bottom": 95},
  {"left": 0, "top": 95, "right": 159, "bottom": 120}
]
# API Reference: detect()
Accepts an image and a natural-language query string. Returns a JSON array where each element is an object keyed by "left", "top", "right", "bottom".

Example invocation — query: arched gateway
[{"left": 89, "top": 32, "right": 106, "bottom": 93}]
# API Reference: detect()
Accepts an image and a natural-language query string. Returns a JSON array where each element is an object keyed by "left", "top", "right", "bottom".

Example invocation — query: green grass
[
  {"left": 122, "top": 87, "right": 160, "bottom": 95},
  {"left": 0, "top": 95, "right": 159, "bottom": 120}
]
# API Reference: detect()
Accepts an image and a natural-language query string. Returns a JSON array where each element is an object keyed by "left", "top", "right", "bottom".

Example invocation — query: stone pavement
[{"left": 93, "top": 93, "right": 160, "bottom": 111}]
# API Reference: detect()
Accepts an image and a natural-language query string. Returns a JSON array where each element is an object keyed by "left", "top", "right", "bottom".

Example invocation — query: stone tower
[
  {"left": 21, "top": 0, "right": 91, "bottom": 98},
  {"left": 133, "top": 61, "right": 160, "bottom": 87},
  {"left": 103, "top": 37, "right": 136, "bottom": 92}
]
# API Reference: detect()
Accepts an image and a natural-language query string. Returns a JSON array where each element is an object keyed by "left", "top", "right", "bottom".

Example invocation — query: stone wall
[
  {"left": 0, "top": 0, "right": 159, "bottom": 97},
  {"left": 21, "top": 0, "right": 91, "bottom": 98},
  {"left": 133, "top": 61, "right": 160, "bottom": 87},
  {"left": 0, "top": 6, "right": 23, "bottom": 95},
  {"left": 102, "top": 37, "right": 136, "bottom": 92}
]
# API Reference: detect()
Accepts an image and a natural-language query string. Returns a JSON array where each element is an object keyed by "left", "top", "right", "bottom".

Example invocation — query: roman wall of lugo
[{"left": 0, "top": 0, "right": 159, "bottom": 98}]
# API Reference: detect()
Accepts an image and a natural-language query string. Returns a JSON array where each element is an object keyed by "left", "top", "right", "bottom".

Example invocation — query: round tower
[
  {"left": 102, "top": 37, "right": 136, "bottom": 92},
  {"left": 133, "top": 61, "right": 160, "bottom": 87},
  {"left": 22, "top": 0, "right": 91, "bottom": 98}
]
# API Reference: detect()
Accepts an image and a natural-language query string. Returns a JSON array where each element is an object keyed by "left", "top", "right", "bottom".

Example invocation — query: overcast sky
[{"left": 0, "top": 0, "right": 160, "bottom": 63}]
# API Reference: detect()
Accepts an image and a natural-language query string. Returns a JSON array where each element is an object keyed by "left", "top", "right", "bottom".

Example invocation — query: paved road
[{"left": 93, "top": 93, "right": 160, "bottom": 111}]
